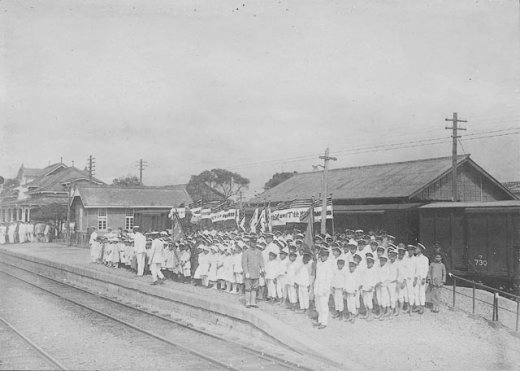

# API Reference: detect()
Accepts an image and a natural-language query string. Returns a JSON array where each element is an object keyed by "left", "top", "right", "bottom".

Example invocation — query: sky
[{"left": 1, "top": 0, "right": 519, "bottom": 198}]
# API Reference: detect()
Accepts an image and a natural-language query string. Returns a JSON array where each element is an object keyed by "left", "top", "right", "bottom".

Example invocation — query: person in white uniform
[
  {"left": 0, "top": 223, "right": 6, "bottom": 244},
  {"left": 89, "top": 227, "right": 99, "bottom": 263},
  {"left": 402, "top": 245, "right": 417, "bottom": 315},
  {"left": 360, "top": 253, "right": 377, "bottom": 321},
  {"left": 313, "top": 248, "right": 333, "bottom": 330},
  {"left": 149, "top": 233, "right": 166, "bottom": 285},
  {"left": 133, "top": 226, "right": 147, "bottom": 276},
  {"left": 414, "top": 243, "right": 430, "bottom": 314}
]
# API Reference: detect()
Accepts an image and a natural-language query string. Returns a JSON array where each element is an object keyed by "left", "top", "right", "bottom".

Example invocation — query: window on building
[
  {"left": 98, "top": 208, "right": 107, "bottom": 230},
  {"left": 125, "top": 209, "right": 134, "bottom": 231}
]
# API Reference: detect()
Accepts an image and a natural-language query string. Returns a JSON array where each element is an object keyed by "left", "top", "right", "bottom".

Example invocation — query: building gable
[{"left": 412, "top": 158, "right": 515, "bottom": 202}]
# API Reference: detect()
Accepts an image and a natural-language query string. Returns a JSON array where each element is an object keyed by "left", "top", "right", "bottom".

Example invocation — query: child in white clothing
[{"left": 331, "top": 258, "right": 347, "bottom": 318}]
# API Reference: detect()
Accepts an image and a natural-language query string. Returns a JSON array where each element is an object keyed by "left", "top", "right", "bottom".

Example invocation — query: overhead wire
[{"left": 228, "top": 128, "right": 520, "bottom": 171}]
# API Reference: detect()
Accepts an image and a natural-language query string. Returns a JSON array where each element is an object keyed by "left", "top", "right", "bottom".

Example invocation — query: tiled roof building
[{"left": 0, "top": 164, "right": 104, "bottom": 223}]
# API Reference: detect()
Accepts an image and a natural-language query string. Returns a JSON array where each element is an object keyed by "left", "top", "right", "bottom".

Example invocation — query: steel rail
[
  {"left": 0, "top": 316, "right": 67, "bottom": 370},
  {"left": 0, "top": 261, "right": 315, "bottom": 370},
  {"left": 0, "top": 268, "right": 237, "bottom": 371}
]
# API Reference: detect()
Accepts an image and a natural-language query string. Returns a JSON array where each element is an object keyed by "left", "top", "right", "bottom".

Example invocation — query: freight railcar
[{"left": 419, "top": 201, "right": 520, "bottom": 292}]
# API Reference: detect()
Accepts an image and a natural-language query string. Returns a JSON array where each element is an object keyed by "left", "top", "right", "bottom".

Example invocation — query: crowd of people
[
  {"left": 0, "top": 221, "right": 57, "bottom": 244},
  {"left": 89, "top": 225, "right": 447, "bottom": 329}
]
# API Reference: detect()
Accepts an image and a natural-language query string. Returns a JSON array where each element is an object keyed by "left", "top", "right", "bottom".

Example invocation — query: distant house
[
  {"left": 70, "top": 184, "right": 193, "bottom": 234},
  {"left": 16, "top": 163, "right": 68, "bottom": 186},
  {"left": 0, "top": 163, "right": 104, "bottom": 224}
]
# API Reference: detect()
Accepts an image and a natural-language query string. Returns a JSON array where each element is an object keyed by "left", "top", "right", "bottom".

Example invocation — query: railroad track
[
  {"left": 0, "top": 260, "right": 320, "bottom": 371},
  {"left": 0, "top": 315, "right": 66, "bottom": 370}
]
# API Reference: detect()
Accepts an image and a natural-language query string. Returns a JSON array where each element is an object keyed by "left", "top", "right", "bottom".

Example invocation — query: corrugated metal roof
[
  {"left": 76, "top": 185, "right": 192, "bottom": 208},
  {"left": 334, "top": 203, "right": 424, "bottom": 213},
  {"left": 251, "top": 155, "right": 469, "bottom": 203},
  {"left": 419, "top": 200, "right": 520, "bottom": 209}
]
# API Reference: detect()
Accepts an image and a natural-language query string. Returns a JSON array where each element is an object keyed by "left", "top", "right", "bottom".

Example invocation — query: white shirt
[
  {"left": 314, "top": 259, "right": 334, "bottom": 297},
  {"left": 89, "top": 231, "right": 98, "bottom": 244},
  {"left": 415, "top": 254, "right": 430, "bottom": 280},
  {"left": 134, "top": 232, "right": 147, "bottom": 254},
  {"left": 344, "top": 270, "right": 359, "bottom": 294},
  {"left": 401, "top": 254, "right": 416, "bottom": 280},
  {"left": 359, "top": 266, "right": 377, "bottom": 292},
  {"left": 149, "top": 238, "right": 165, "bottom": 264},
  {"left": 295, "top": 262, "right": 311, "bottom": 287},
  {"left": 331, "top": 266, "right": 347, "bottom": 289},
  {"left": 386, "top": 260, "right": 399, "bottom": 283}
]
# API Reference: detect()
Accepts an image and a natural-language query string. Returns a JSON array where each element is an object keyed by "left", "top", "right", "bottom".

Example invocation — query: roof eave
[{"left": 82, "top": 205, "right": 175, "bottom": 209}]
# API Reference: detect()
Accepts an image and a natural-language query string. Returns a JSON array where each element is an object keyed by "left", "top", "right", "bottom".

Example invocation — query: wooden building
[
  {"left": 250, "top": 155, "right": 516, "bottom": 242},
  {"left": 70, "top": 185, "right": 193, "bottom": 235}
]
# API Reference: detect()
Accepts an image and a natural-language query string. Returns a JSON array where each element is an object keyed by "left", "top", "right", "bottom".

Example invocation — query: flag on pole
[
  {"left": 235, "top": 209, "right": 240, "bottom": 228},
  {"left": 239, "top": 214, "right": 246, "bottom": 232},
  {"left": 172, "top": 212, "right": 185, "bottom": 242},
  {"left": 301, "top": 204, "right": 315, "bottom": 253},
  {"left": 267, "top": 204, "right": 272, "bottom": 233},
  {"left": 249, "top": 208, "right": 259, "bottom": 233},
  {"left": 259, "top": 208, "right": 266, "bottom": 233}
]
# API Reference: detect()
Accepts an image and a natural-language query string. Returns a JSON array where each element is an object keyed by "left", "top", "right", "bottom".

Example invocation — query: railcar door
[
  {"left": 486, "top": 213, "right": 509, "bottom": 276},
  {"left": 466, "top": 213, "right": 489, "bottom": 274},
  {"left": 451, "top": 210, "right": 466, "bottom": 271}
]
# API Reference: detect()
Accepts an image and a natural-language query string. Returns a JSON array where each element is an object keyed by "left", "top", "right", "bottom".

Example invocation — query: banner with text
[
  {"left": 270, "top": 205, "right": 333, "bottom": 226},
  {"left": 209, "top": 209, "right": 239, "bottom": 223}
]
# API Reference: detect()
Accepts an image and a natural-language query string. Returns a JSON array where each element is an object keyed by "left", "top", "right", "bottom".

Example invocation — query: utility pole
[
  {"left": 66, "top": 183, "right": 74, "bottom": 246},
  {"left": 319, "top": 148, "right": 336, "bottom": 234},
  {"left": 86, "top": 155, "right": 96, "bottom": 181},
  {"left": 135, "top": 159, "right": 148, "bottom": 185},
  {"left": 445, "top": 112, "right": 467, "bottom": 202}
]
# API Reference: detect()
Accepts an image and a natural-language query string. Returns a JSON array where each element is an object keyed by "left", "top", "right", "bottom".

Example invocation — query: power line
[
  {"left": 227, "top": 130, "right": 519, "bottom": 171},
  {"left": 141, "top": 125, "right": 520, "bottom": 173}
]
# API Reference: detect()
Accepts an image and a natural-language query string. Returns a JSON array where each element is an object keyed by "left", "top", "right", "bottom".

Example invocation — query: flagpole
[
  {"left": 310, "top": 197, "right": 315, "bottom": 257},
  {"left": 330, "top": 194, "right": 334, "bottom": 237}
]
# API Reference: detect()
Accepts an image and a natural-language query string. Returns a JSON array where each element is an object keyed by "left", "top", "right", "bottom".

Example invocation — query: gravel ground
[
  {"left": 440, "top": 285, "right": 519, "bottom": 332},
  {"left": 0, "top": 271, "right": 222, "bottom": 370},
  {"left": 4, "top": 243, "right": 520, "bottom": 370}
]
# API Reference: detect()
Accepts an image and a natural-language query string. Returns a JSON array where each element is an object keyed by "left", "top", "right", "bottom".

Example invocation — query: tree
[
  {"left": 112, "top": 175, "right": 141, "bottom": 187},
  {"left": 264, "top": 171, "right": 297, "bottom": 190},
  {"left": 187, "top": 169, "right": 249, "bottom": 200}
]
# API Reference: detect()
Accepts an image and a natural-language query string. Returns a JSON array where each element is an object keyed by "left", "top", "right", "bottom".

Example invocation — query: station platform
[{"left": 2, "top": 243, "right": 520, "bottom": 370}]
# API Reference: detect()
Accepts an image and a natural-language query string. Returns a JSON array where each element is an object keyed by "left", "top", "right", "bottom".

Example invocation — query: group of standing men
[
  {"left": 0, "top": 221, "right": 55, "bottom": 244},
  {"left": 87, "top": 225, "right": 447, "bottom": 330},
  {"left": 241, "top": 229, "right": 447, "bottom": 329},
  {"left": 88, "top": 225, "right": 170, "bottom": 285}
]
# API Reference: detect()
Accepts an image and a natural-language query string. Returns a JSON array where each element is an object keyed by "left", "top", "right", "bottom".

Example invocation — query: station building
[
  {"left": 0, "top": 163, "right": 103, "bottom": 225},
  {"left": 70, "top": 184, "right": 193, "bottom": 236},
  {"left": 250, "top": 155, "right": 520, "bottom": 285}
]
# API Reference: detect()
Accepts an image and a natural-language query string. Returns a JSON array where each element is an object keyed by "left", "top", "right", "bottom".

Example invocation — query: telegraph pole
[
  {"left": 319, "top": 148, "right": 336, "bottom": 234},
  {"left": 86, "top": 155, "right": 95, "bottom": 180},
  {"left": 135, "top": 159, "right": 148, "bottom": 185},
  {"left": 445, "top": 113, "right": 467, "bottom": 202}
]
